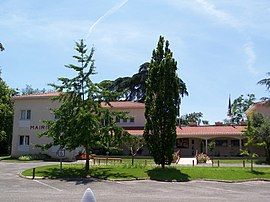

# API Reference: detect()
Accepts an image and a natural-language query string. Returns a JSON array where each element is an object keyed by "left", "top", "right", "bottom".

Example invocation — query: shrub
[
  {"left": 196, "top": 153, "right": 210, "bottom": 163},
  {"left": 18, "top": 155, "right": 32, "bottom": 161},
  {"left": 18, "top": 154, "right": 51, "bottom": 161}
]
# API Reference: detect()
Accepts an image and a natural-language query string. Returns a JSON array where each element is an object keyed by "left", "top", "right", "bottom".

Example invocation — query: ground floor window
[
  {"left": 215, "top": 139, "right": 228, "bottom": 147},
  {"left": 231, "top": 139, "right": 240, "bottom": 147},
  {"left": 19, "top": 135, "right": 29, "bottom": 145},
  {"left": 176, "top": 138, "right": 189, "bottom": 148}
]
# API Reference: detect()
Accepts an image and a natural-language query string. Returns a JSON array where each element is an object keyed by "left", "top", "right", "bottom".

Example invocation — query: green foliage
[
  {"left": 180, "top": 112, "right": 203, "bottom": 126},
  {"left": 208, "top": 140, "right": 216, "bottom": 152},
  {"left": 231, "top": 94, "right": 255, "bottom": 124},
  {"left": 144, "top": 36, "right": 187, "bottom": 168},
  {"left": 124, "top": 136, "right": 145, "bottom": 156},
  {"left": 109, "top": 61, "right": 188, "bottom": 103},
  {"left": 0, "top": 77, "right": 14, "bottom": 154},
  {"left": 244, "top": 113, "right": 270, "bottom": 162},
  {"left": 0, "top": 43, "right": 4, "bottom": 51},
  {"left": 40, "top": 40, "right": 126, "bottom": 172},
  {"left": 18, "top": 154, "right": 51, "bottom": 161},
  {"left": 21, "top": 84, "right": 52, "bottom": 95},
  {"left": 109, "top": 62, "right": 149, "bottom": 102},
  {"left": 258, "top": 72, "right": 270, "bottom": 100}
]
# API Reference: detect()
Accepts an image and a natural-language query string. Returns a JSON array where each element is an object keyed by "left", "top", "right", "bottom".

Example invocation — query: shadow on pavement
[{"left": 147, "top": 167, "right": 190, "bottom": 182}]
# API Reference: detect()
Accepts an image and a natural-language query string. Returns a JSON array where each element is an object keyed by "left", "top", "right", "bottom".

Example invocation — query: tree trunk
[
  {"left": 132, "top": 156, "right": 134, "bottom": 166},
  {"left": 85, "top": 145, "right": 90, "bottom": 174},
  {"left": 266, "top": 146, "right": 270, "bottom": 163},
  {"left": 161, "top": 163, "right": 165, "bottom": 169}
]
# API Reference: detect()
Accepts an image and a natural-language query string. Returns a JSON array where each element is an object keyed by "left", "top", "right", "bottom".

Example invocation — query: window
[
  {"left": 215, "top": 139, "right": 228, "bottom": 147},
  {"left": 130, "top": 117, "right": 135, "bottom": 123},
  {"left": 176, "top": 138, "right": 189, "bottom": 148},
  {"left": 19, "top": 135, "right": 30, "bottom": 145},
  {"left": 231, "top": 139, "right": 240, "bottom": 147},
  {"left": 123, "top": 118, "right": 127, "bottom": 123},
  {"left": 115, "top": 117, "right": 120, "bottom": 123},
  {"left": 20, "top": 110, "right": 31, "bottom": 120}
]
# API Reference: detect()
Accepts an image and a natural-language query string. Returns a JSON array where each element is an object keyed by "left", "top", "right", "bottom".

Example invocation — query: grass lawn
[
  {"left": 213, "top": 158, "right": 269, "bottom": 165},
  {"left": 21, "top": 163, "right": 270, "bottom": 182},
  {"left": 0, "top": 155, "right": 11, "bottom": 160}
]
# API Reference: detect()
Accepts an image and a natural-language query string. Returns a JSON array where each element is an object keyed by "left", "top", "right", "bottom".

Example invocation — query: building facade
[{"left": 11, "top": 93, "right": 266, "bottom": 160}]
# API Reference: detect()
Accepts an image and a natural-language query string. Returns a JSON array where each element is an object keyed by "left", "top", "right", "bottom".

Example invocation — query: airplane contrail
[{"left": 85, "top": 0, "right": 129, "bottom": 40}]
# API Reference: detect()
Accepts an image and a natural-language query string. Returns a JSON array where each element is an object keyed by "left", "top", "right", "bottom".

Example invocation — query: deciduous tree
[
  {"left": 258, "top": 72, "right": 270, "bottom": 100},
  {"left": 0, "top": 74, "right": 14, "bottom": 154},
  {"left": 244, "top": 113, "right": 270, "bottom": 163},
  {"left": 179, "top": 112, "right": 203, "bottom": 126},
  {"left": 231, "top": 94, "right": 255, "bottom": 124}
]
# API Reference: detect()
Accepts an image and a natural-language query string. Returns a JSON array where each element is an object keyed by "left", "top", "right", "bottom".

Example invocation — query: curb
[{"left": 19, "top": 172, "right": 270, "bottom": 183}]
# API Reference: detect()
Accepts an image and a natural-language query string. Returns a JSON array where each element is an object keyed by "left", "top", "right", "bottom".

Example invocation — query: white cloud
[
  {"left": 244, "top": 42, "right": 257, "bottom": 75},
  {"left": 194, "top": 0, "right": 243, "bottom": 29}
]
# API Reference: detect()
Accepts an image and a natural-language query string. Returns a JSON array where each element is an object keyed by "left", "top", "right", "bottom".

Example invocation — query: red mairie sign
[{"left": 30, "top": 125, "right": 50, "bottom": 130}]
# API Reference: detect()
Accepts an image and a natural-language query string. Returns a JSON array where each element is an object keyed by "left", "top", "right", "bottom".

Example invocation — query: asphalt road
[{"left": 1, "top": 161, "right": 270, "bottom": 202}]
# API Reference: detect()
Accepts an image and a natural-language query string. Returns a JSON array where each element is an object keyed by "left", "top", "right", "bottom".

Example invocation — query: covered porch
[
  {"left": 176, "top": 125, "right": 246, "bottom": 157},
  {"left": 176, "top": 137, "right": 245, "bottom": 157}
]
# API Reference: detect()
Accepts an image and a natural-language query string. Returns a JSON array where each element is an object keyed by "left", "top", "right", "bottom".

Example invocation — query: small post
[
  {"left": 120, "top": 159, "right": 122, "bottom": 164},
  {"left": 60, "top": 158, "right": 63, "bottom": 172},
  {"left": 251, "top": 159, "right": 253, "bottom": 171},
  {"left": 106, "top": 158, "right": 108, "bottom": 165},
  {"left": 144, "top": 160, "right": 147, "bottom": 166},
  {"left": 98, "top": 159, "right": 100, "bottom": 165},
  {"left": 243, "top": 160, "right": 245, "bottom": 168},
  {"left": 212, "top": 160, "right": 214, "bottom": 167},
  {"left": 93, "top": 158, "right": 95, "bottom": 165},
  {"left": 192, "top": 160, "right": 194, "bottom": 167},
  {"left": 217, "top": 160, "right": 220, "bottom": 167},
  {"left": 32, "top": 168, "right": 36, "bottom": 179}
]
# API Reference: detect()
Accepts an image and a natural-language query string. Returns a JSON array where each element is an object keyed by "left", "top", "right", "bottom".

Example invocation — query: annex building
[{"left": 11, "top": 93, "right": 266, "bottom": 160}]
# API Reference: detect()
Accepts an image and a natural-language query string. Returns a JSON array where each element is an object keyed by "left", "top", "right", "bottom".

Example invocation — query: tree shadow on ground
[
  {"left": 41, "top": 167, "right": 141, "bottom": 185},
  {"left": 89, "top": 167, "right": 141, "bottom": 180},
  {"left": 147, "top": 167, "right": 190, "bottom": 182},
  {"left": 249, "top": 170, "right": 265, "bottom": 175},
  {"left": 43, "top": 167, "right": 87, "bottom": 178}
]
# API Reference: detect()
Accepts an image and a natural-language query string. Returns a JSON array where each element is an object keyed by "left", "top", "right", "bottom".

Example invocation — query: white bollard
[{"left": 81, "top": 188, "right": 96, "bottom": 202}]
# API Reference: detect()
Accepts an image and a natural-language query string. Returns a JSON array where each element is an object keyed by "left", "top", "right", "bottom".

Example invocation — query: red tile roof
[
  {"left": 13, "top": 92, "right": 60, "bottom": 100},
  {"left": 101, "top": 101, "right": 145, "bottom": 109},
  {"left": 13, "top": 93, "right": 145, "bottom": 109},
  {"left": 176, "top": 125, "right": 245, "bottom": 136},
  {"left": 126, "top": 125, "right": 246, "bottom": 137}
]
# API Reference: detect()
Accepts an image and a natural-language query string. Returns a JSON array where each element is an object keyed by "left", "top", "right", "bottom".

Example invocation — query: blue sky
[{"left": 0, "top": 0, "right": 269, "bottom": 123}]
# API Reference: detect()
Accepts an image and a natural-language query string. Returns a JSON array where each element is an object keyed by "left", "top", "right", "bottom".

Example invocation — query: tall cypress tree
[{"left": 144, "top": 36, "right": 185, "bottom": 168}]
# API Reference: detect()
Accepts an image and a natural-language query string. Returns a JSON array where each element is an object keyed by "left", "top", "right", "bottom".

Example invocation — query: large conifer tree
[{"left": 144, "top": 36, "right": 185, "bottom": 168}]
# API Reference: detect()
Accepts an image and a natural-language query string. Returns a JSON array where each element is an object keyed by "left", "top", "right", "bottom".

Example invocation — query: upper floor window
[
  {"left": 115, "top": 117, "right": 120, "bottom": 123},
  {"left": 123, "top": 118, "right": 128, "bottom": 123},
  {"left": 20, "top": 110, "right": 31, "bottom": 120},
  {"left": 130, "top": 117, "right": 135, "bottom": 123},
  {"left": 19, "top": 135, "right": 29, "bottom": 145}
]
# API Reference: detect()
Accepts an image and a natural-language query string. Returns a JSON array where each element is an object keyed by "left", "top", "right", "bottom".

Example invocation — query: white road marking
[{"left": 33, "top": 180, "right": 63, "bottom": 192}]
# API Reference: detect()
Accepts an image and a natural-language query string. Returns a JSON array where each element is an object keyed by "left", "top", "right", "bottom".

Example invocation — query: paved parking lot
[{"left": 1, "top": 161, "right": 270, "bottom": 202}]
